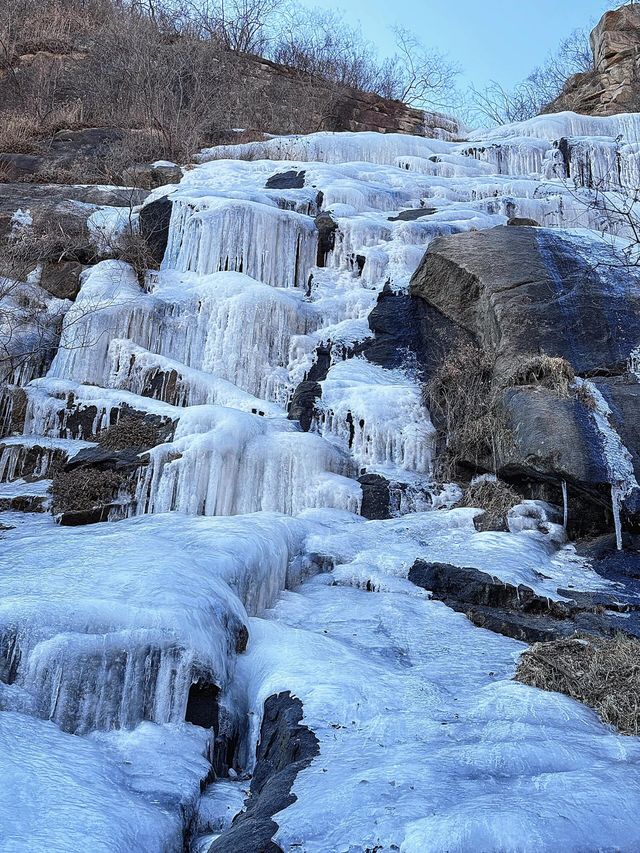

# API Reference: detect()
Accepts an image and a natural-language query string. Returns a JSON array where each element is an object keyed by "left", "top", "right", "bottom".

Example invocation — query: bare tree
[{"left": 469, "top": 27, "right": 593, "bottom": 126}]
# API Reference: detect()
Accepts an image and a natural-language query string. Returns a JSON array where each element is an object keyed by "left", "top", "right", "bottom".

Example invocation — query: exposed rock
[
  {"left": 139, "top": 195, "right": 173, "bottom": 266},
  {"left": 121, "top": 162, "right": 182, "bottom": 189},
  {"left": 208, "top": 692, "right": 319, "bottom": 853},
  {"left": 265, "top": 170, "right": 305, "bottom": 190},
  {"left": 546, "top": 5, "right": 640, "bottom": 116},
  {"left": 359, "top": 473, "right": 391, "bottom": 520},
  {"left": 410, "top": 225, "right": 640, "bottom": 534},
  {"left": 287, "top": 381, "right": 321, "bottom": 432},
  {"left": 315, "top": 212, "right": 338, "bottom": 267},
  {"left": 507, "top": 217, "right": 540, "bottom": 227},
  {"left": 39, "top": 260, "right": 84, "bottom": 300},
  {"left": 411, "top": 227, "right": 640, "bottom": 379},
  {"left": 408, "top": 559, "right": 640, "bottom": 643},
  {"left": 360, "top": 285, "right": 474, "bottom": 379},
  {"left": 387, "top": 207, "right": 436, "bottom": 222}
]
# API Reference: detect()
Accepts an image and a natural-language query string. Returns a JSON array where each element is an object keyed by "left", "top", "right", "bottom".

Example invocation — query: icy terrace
[{"left": 1, "top": 111, "right": 640, "bottom": 852}]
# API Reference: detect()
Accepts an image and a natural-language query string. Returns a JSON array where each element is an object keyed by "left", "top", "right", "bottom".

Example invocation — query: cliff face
[{"left": 547, "top": 4, "right": 640, "bottom": 116}]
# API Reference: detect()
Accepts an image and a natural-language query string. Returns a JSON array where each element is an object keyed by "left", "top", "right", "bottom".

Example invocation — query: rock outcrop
[
  {"left": 410, "top": 225, "right": 640, "bottom": 535},
  {"left": 208, "top": 692, "right": 319, "bottom": 853},
  {"left": 409, "top": 559, "right": 640, "bottom": 643},
  {"left": 547, "top": 4, "right": 640, "bottom": 116}
]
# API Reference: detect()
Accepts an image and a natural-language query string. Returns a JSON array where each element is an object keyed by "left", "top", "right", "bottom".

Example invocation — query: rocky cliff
[{"left": 547, "top": 4, "right": 640, "bottom": 116}]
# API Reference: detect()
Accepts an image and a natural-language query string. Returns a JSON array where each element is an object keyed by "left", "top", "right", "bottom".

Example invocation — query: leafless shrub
[
  {"left": 469, "top": 27, "right": 593, "bottom": 125},
  {"left": 0, "top": 113, "right": 43, "bottom": 154},
  {"left": 425, "top": 342, "right": 510, "bottom": 479},
  {"left": 459, "top": 477, "right": 521, "bottom": 532},
  {"left": 516, "top": 634, "right": 640, "bottom": 736}
]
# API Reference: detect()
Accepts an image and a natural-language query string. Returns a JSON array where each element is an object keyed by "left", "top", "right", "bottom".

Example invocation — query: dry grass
[
  {"left": 0, "top": 114, "right": 43, "bottom": 154},
  {"left": 425, "top": 342, "right": 512, "bottom": 479},
  {"left": 516, "top": 634, "right": 640, "bottom": 736},
  {"left": 459, "top": 477, "right": 521, "bottom": 531},
  {"left": 51, "top": 467, "right": 127, "bottom": 513},
  {"left": 503, "top": 354, "right": 575, "bottom": 395},
  {"left": 98, "top": 410, "right": 171, "bottom": 451}
]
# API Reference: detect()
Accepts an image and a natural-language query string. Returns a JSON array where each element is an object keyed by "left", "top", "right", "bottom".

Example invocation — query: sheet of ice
[
  {"left": 0, "top": 511, "right": 309, "bottom": 733},
  {"left": 137, "top": 405, "right": 360, "bottom": 517},
  {"left": 238, "top": 572, "right": 640, "bottom": 853},
  {"left": 0, "top": 711, "right": 209, "bottom": 853},
  {"left": 313, "top": 358, "right": 435, "bottom": 475},
  {"left": 51, "top": 262, "right": 318, "bottom": 406},
  {"left": 468, "top": 111, "right": 640, "bottom": 144}
]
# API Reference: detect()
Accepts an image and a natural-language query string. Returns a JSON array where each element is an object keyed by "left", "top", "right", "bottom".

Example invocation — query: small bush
[
  {"left": 98, "top": 410, "right": 171, "bottom": 451},
  {"left": 425, "top": 342, "right": 511, "bottom": 479},
  {"left": 503, "top": 355, "right": 575, "bottom": 395},
  {"left": 51, "top": 467, "right": 126, "bottom": 513},
  {"left": 0, "top": 113, "right": 43, "bottom": 154},
  {"left": 516, "top": 634, "right": 640, "bottom": 736},
  {"left": 459, "top": 477, "right": 521, "bottom": 531}
]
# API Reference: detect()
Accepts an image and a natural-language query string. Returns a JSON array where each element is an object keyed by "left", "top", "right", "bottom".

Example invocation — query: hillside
[
  {"left": 547, "top": 3, "right": 640, "bottom": 115},
  {"left": 1, "top": 3, "right": 640, "bottom": 853}
]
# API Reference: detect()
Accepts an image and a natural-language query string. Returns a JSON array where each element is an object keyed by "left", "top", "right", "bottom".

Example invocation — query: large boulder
[
  {"left": 411, "top": 227, "right": 640, "bottom": 379},
  {"left": 410, "top": 225, "right": 640, "bottom": 535}
]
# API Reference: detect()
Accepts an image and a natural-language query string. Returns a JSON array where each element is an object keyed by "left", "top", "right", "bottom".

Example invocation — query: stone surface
[
  {"left": 411, "top": 227, "right": 640, "bottom": 379},
  {"left": 547, "top": 5, "right": 640, "bottom": 116},
  {"left": 208, "top": 692, "right": 319, "bottom": 853},
  {"left": 409, "top": 559, "right": 640, "bottom": 643},
  {"left": 139, "top": 195, "right": 173, "bottom": 266},
  {"left": 410, "top": 225, "right": 640, "bottom": 532}
]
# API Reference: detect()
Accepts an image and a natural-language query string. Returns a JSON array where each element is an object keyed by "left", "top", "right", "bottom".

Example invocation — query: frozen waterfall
[{"left": 2, "top": 111, "right": 640, "bottom": 853}]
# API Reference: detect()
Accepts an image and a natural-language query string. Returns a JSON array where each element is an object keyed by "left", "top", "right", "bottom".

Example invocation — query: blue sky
[{"left": 298, "top": 0, "right": 615, "bottom": 89}]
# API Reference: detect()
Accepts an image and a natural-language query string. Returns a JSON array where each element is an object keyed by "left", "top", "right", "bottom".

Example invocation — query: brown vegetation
[
  {"left": 459, "top": 477, "right": 521, "bottom": 532},
  {"left": 0, "top": 0, "right": 457, "bottom": 174},
  {"left": 516, "top": 634, "right": 640, "bottom": 736},
  {"left": 51, "top": 467, "right": 128, "bottom": 513},
  {"left": 425, "top": 342, "right": 511, "bottom": 479},
  {"left": 98, "top": 409, "right": 173, "bottom": 450}
]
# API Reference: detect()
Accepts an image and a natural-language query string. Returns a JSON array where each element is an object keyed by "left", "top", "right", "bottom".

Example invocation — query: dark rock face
[
  {"left": 265, "top": 170, "right": 306, "bottom": 189},
  {"left": 287, "top": 381, "right": 321, "bottom": 432},
  {"left": 139, "top": 195, "right": 173, "bottom": 266},
  {"left": 408, "top": 560, "right": 640, "bottom": 643},
  {"left": 208, "top": 692, "right": 319, "bottom": 853},
  {"left": 411, "top": 227, "right": 640, "bottom": 378},
  {"left": 315, "top": 212, "right": 338, "bottom": 267},
  {"left": 360, "top": 286, "right": 474, "bottom": 380},
  {"left": 388, "top": 207, "right": 436, "bottom": 222},
  {"left": 359, "top": 473, "right": 391, "bottom": 520},
  {"left": 410, "top": 226, "right": 640, "bottom": 533},
  {"left": 39, "top": 261, "right": 84, "bottom": 300}
]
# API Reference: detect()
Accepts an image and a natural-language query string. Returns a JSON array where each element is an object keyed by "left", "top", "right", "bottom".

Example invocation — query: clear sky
[{"left": 298, "top": 0, "right": 617, "bottom": 90}]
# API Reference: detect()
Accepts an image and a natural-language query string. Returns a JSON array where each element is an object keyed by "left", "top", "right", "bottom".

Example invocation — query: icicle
[
  {"left": 612, "top": 485, "right": 624, "bottom": 551},
  {"left": 562, "top": 479, "right": 568, "bottom": 530}
]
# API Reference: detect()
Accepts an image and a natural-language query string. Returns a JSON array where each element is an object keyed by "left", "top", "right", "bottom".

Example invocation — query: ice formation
[{"left": 2, "top": 111, "right": 640, "bottom": 851}]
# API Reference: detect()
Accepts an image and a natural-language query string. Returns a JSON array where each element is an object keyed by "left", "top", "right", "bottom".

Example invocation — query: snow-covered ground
[{"left": 2, "top": 111, "right": 640, "bottom": 851}]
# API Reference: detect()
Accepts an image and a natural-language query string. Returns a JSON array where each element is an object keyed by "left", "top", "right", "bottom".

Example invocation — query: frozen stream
[{"left": 2, "top": 112, "right": 640, "bottom": 851}]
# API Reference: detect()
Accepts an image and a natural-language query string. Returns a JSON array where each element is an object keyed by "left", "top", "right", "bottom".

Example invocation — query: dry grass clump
[
  {"left": 516, "top": 634, "right": 640, "bottom": 736},
  {"left": 98, "top": 410, "right": 171, "bottom": 451},
  {"left": 0, "top": 114, "right": 43, "bottom": 154},
  {"left": 51, "top": 467, "right": 127, "bottom": 513},
  {"left": 425, "top": 342, "right": 511, "bottom": 479},
  {"left": 459, "top": 477, "right": 521, "bottom": 531},
  {"left": 504, "top": 354, "right": 575, "bottom": 396}
]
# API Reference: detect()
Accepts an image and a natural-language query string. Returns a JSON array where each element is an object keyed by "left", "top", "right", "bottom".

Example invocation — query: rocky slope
[{"left": 548, "top": 4, "right": 640, "bottom": 116}]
